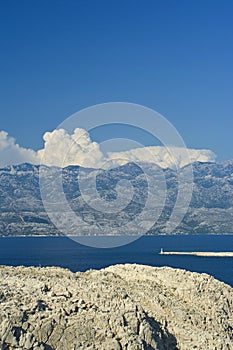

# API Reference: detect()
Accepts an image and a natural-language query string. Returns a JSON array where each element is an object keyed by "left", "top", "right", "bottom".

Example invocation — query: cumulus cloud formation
[
  {"left": 38, "top": 128, "right": 105, "bottom": 168},
  {"left": 0, "top": 128, "right": 216, "bottom": 169},
  {"left": 0, "top": 131, "right": 38, "bottom": 167}
]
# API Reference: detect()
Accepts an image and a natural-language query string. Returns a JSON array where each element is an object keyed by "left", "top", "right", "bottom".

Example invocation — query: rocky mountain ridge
[{"left": 0, "top": 161, "right": 233, "bottom": 235}]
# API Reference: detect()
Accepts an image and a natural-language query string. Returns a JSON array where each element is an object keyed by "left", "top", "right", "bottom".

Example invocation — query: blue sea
[{"left": 0, "top": 235, "right": 232, "bottom": 286}]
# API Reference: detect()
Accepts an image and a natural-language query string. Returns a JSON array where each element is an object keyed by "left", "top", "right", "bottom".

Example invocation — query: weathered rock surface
[
  {"left": 0, "top": 264, "right": 232, "bottom": 350},
  {"left": 1, "top": 161, "right": 233, "bottom": 235}
]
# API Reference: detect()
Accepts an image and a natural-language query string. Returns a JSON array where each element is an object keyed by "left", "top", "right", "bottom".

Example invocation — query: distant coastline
[{"left": 1, "top": 233, "right": 233, "bottom": 237}]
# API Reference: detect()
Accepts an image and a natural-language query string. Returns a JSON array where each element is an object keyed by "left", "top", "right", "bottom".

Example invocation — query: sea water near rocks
[{"left": 0, "top": 234, "right": 232, "bottom": 286}]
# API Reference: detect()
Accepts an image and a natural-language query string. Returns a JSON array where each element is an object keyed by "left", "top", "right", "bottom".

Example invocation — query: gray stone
[{"left": 0, "top": 264, "right": 232, "bottom": 350}]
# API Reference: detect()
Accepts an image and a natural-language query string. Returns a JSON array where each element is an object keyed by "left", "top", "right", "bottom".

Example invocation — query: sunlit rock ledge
[{"left": 0, "top": 264, "right": 232, "bottom": 350}]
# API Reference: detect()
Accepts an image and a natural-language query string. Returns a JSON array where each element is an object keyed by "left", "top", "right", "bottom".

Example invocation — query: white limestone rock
[{"left": 0, "top": 264, "right": 232, "bottom": 350}]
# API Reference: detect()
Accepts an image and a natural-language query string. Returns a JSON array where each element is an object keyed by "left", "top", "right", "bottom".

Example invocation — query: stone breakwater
[
  {"left": 0, "top": 264, "right": 232, "bottom": 350},
  {"left": 159, "top": 251, "right": 233, "bottom": 257}
]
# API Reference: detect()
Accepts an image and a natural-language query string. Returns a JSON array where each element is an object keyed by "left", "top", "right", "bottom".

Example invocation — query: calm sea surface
[{"left": 0, "top": 235, "right": 232, "bottom": 286}]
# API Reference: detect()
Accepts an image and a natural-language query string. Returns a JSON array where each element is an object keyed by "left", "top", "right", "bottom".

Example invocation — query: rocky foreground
[{"left": 0, "top": 264, "right": 232, "bottom": 350}]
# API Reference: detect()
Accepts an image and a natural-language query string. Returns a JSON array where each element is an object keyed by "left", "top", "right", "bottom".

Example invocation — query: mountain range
[{"left": 0, "top": 161, "right": 233, "bottom": 235}]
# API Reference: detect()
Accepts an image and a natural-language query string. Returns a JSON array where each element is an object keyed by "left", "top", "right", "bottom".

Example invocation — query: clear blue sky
[{"left": 0, "top": 0, "right": 232, "bottom": 160}]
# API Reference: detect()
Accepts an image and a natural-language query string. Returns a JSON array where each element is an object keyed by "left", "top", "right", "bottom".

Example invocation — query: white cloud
[
  {"left": 0, "top": 128, "right": 217, "bottom": 169},
  {"left": 37, "top": 128, "right": 105, "bottom": 168},
  {"left": 0, "top": 131, "right": 38, "bottom": 167},
  {"left": 107, "top": 146, "right": 216, "bottom": 169}
]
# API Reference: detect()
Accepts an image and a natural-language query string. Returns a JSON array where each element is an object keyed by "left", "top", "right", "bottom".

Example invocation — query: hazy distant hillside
[{"left": 0, "top": 161, "right": 233, "bottom": 235}]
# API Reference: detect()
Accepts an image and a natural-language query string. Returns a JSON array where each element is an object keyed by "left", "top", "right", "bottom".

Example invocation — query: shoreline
[{"left": 0, "top": 233, "right": 233, "bottom": 238}]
